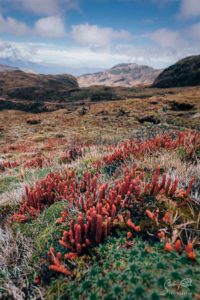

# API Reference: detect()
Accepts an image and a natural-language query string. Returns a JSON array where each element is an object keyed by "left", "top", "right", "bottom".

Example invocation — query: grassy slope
[{"left": 0, "top": 86, "right": 200, "bottom": 300}]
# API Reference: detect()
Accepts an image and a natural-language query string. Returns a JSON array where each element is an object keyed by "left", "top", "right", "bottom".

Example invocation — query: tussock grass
[{"left": 0, "top": 86, "right": 200, "bottom": 299}]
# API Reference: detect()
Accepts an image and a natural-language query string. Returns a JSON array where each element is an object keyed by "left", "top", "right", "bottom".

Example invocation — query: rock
[
  {"left": 64, "top": 110, "right": 73, "bottom": 115},
  {"left": 170, "top": 101, "right": 195, "bottom": 111},
  {"left": 138, "top": 115, "right": 160, "bottom": 125},
  {"left": 116, "top": 109, "right": 129, "bottom": 117},
  {"left": 78, "top": 107, "right": 88, "bottom": 116},
  {"left": 191, "top": 113, "right": 200, "bottom": 119},
  {"left": 27, "top": 119, "right": 41, "bottom": 125},
  {"left": 96, "top": 110, "right": 109, "bottom": 116}
]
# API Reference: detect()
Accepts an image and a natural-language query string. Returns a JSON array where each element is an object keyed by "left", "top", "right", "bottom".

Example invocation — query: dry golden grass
[{"left": 0, "top": 86, "right": 200, "bottom": 162}]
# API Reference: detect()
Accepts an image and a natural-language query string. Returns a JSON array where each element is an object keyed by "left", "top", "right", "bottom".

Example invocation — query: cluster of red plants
[
  {"left": 0, "top": 160, "right": 20, "bottom": 172},
  {"left": 11, "top": 170, "right": 78, "bottom": 221},
  {"left": 2, "top": 141, "right": 35, "bottom": 154},
  {"left": 98, "top": 131, "right": 199, "bottom": 167},
  {"left": 24, "top": 156, "right": 51, "bottom": 169},
  {"left": 23, "top": 147, "right": 83, "bottom": 170},
  {"left": 46, "top": 166, "right": 195, "bottom": 275},
  {"left": 164, "top": 240, "right": 196, "bottom": 260},
  {"left": 10, "top": 131, "right": 199, "bottom": 276}
]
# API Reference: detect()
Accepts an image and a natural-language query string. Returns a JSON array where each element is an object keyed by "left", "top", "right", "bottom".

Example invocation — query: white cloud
[
  {"left": 0, "top": 39, "right": 199, "bottom": 72},
  {"left": 0, "top": 40, "right": 37, "bottom": 61},
  {"left": 0, "top": 39, "right": 132, "bottom": 68},
  {"left": 0, "top": 14, "right": 30, "bottom": 35},
  {"left": 35, "top": 16, "right": 66, "bottom": 38},
  {"left": 188, "top": 22, "right": 200, "bottom": 42},
  {"left": 0, "top": 14, "right": 66, "bottom": 38},
  {"left": 0, "top": 0, "right": 80, "bottom": 16},
  {"left": 149, "top": 28, "right": 187, "bottom": 48},
  {"left": 21, "top": 0, "right": 59, "bottom": 16},
  {"left": 71, "top": 23, "right": 132, "bottom": 47},
  {"left": 179, "top": 0, "right": 200, "bottom": 19}
]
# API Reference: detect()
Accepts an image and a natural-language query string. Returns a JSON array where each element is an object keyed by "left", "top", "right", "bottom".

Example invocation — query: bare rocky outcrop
[{"left": 78, "top": 63, "right": 162, "bottom": 87}]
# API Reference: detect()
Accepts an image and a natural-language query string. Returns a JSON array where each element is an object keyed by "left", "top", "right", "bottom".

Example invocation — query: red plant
[
  {"left": 157, "top": 231, "right": 166, "bottom": 242},
  {"left": 9, "top": 130, "right": 199, "bottom": 276},
  {"left": 146, "top": 209, "right": 158, "bottom": 222},
  {"left": 174, "top": 239, "right": 181, "bottom": 252},
  {"left": 164, "top": 243, "right": 174, "bottom": 252},
  {"left": 24, "top": 156, "right": 50, "bottom": 169},
  {"left": 185, "top": 242, "right": 197, "bottom": 260},
  {"left": 0, "top": 160, "right": 20, "bottom": 171},
  {"left": 162, "top": 212, "right": 171, "bottom": 224},
  {"left": 47, "top": 165, "right": 196, "bottom": 275},
  {"left": 96, "top": 131, "right": 200, "bottom": 169},
  {"left": 48, "top": 247, "right": 71, "bottom": 275}
]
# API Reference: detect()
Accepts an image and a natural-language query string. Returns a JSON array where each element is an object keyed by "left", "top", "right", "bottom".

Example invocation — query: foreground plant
[
  {"left": 9, "top": 130, "right": 199, "bottom": 278},
  {"left": 47, "top": 166, "right": 197, "bottom": 275}
]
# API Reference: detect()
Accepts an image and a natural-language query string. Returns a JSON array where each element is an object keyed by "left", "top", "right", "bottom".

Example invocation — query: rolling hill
[
  {"left": 0, "top": 69, "right": 79, "bottom": 101},
  {"left": 152, "top": 55, "right": 200, "bottom": 88}
]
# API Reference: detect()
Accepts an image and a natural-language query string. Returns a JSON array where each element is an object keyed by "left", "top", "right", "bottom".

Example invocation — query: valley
[{"left": 0, "top": 56, "right": 200, "bottom": 300}]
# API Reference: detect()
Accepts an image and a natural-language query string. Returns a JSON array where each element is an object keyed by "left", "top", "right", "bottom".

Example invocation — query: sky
[{"left": 0, "top": 0, "right": 200, "bottom": 75}]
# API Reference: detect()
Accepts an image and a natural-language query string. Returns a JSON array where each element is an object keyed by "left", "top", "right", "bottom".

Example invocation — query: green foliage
[
  {"left": 24, "top": 167, "right": 52, "bottom": 182},
  {"left": 46, "top": 237, "right": 200, "bottom": 300},
  {"left": 103, "top": 163, "right": 118, "bottom": 176},
  {"left": 0, "top": 176, "right": 18, "bottom": 194},
  {"left": 177, "top": 148, "right": 187, "bottom": 161},
  {"left": 13, "top": 201, "right": 68, "bottom": 262}
]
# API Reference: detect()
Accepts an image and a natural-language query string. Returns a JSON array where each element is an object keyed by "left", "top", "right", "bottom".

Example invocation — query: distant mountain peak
[
  {"left": 78, "top": 63, "right": 162, "bottom": 87},
  {"left": 110, "top": 63, "right": 139, "bottom": 69},
  {"left": 111, "top": 63, "right": 149, "bottom": 69}
]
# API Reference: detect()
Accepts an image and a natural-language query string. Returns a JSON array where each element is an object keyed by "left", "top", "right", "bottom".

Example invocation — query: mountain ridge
[{"left": 78, "top": 63, "right": 162, "bottom": 87}]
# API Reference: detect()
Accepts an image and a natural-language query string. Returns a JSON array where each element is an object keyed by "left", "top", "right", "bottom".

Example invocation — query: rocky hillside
[
  {"left": 153, "top": 55, "right": 200, "bottom": 88},
  {"left": 0, "top": 69, "right": 79, "bottom": 101},
  {"left": 78, "top": 63, "right": 162, "bottom": 87}
]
